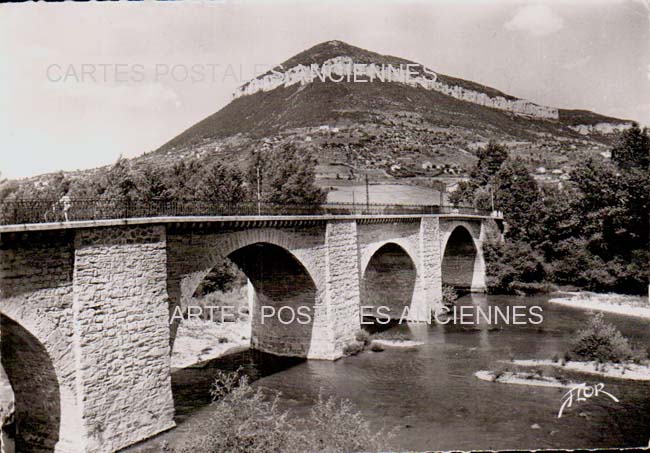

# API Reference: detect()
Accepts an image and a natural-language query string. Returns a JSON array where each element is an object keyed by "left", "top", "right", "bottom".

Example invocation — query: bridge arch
[
  {"left": 360, "top": 242, "right": 418, "bottom": 321},
  {"left": 0, "top": 306, "right": 82, "bottom": 453},
  {"left": 227, "top": 242, "right": 317, "bottom": 357},
  {"left": 167, "top": 227, "right": 325, "bottom": 358},
  {"left": 441, "top": 224, "right": 486, "bottom": 292}
]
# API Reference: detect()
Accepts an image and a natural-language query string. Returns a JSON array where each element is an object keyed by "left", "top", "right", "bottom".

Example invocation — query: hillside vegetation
[{"left": 1, "top": 41, "right": 634, "bottom": 212}]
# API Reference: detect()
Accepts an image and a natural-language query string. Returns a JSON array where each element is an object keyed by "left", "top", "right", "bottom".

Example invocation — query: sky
[{"left": 1, "top": 0, "right": 649, "bottom": 179}]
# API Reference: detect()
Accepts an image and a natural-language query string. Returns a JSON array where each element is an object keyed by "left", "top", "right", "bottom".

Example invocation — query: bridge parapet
[{"left": 0, "top": 199, "right": 496, "bottom": 226}]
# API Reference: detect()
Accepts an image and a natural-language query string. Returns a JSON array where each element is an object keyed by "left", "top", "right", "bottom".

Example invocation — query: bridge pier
[
  {"left": 409, "top": 217, "right": 443, "bottom": 320},
  {"left": 322, "top": 220, "right": 361, "bottom": 358},
  {"left": 72, "top": 226, "right": 175, "bottom": 452}
]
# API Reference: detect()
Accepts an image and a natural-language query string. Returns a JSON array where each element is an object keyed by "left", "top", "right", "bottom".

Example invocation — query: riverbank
[
  {"left": 506, "top": 359, "right": 650, "bottom": 381},
  {"left": 548, "top": 292, "right": 650, "bottom": 320},
  {"left": 171, "top": 317, "right": 250, "bottom": 369},
  {"left": 474, "top": 370, "right": 576, "bottom": 388}
]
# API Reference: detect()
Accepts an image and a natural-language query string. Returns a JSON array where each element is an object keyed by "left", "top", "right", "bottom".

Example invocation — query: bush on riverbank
[
  {"left": 442, "top": 285, "right": 458, "bottom": 307},
  {"left": 344, "top": 330, "right": 415, "bottom": 355},
  {"left": 568, "top": 313, "right": 643, "bottom": 364},
  {"left": 343, "top": 341, "right": 365, "bottom": 356},
  {"left": 173, "top": 369, "right": 392, "bottom": 452}
]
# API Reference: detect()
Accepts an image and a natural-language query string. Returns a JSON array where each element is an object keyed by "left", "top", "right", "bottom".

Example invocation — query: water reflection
[{"left": 171, "top": 350, "right": 304, "bottom": 424}]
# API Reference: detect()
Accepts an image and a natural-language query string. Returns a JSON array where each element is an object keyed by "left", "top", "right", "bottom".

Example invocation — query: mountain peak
[
  {"left": 277, "top": 40, "right": 407, "bottom": 69},
  {"left": 156, "top": 40, "right": 631, "bottom": 166}
]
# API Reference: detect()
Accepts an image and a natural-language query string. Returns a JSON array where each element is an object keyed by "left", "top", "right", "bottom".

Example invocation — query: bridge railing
[{"left": 0, "top": 199, "right": 494, "bottom": 225}]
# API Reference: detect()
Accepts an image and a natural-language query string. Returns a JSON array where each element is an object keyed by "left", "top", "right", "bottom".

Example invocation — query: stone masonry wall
[
  {"left": 324, "top": 220, "right": 361, "bottom": 357},
  {"left": 165, "top": 224, "right": 333, "bottom": 358},
  {"left": 415, "top": 217, "right": 442, "bottom": 319},
  {"left": 73, "top": 225, "right": 174, "bottom": 452},
  {"left": 0, "top": 231, "right": 83, "bottom": 452}
]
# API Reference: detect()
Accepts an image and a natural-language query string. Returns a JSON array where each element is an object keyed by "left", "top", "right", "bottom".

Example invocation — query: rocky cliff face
[
  {"left": 233, "top": 56, "right": 559, "bottom": 120},
  {"left": 568, "top": 122, "right": 632, "bottom": 135}
]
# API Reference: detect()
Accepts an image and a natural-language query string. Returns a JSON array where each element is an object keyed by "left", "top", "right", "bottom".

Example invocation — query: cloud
[{"left": 505, "top": 5, "right": 564, "bottom": 37}]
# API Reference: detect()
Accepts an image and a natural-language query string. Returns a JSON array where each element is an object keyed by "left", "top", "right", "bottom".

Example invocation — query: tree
[
  {"left": 611, "top": 123, "right": 650, "bottom": 170},
  {"left": 471, "top": 142, "right": 509, "bottom": 186},
  {"left": 483, "top": 239, "right": 547, "bottom": 294},
  {"left": 139, "top": 165, "right": 170, "bottom": 200},
  {"left": 197, "top": 162, "right": 246, "bottom": 205},
  {"left": 448, "top": 180, "right": 478, "bottom": 206},
  {"left": 100, "top": 157, "right": 140, "bottom": 201},
  {"left": 535, "top": 184, "right": 582, "bottom": 261},
  {"left": 165, "top": 160, "right": 203, "bottom": 202},
  {"left": 494, "top": 158, "right": 542, "bottom": 242},
  {"left": 247, "top": 144, "right": 327, "bottom": 205},
  {"left": 449, "top": 142, "right": 507, "bottom": 208}
]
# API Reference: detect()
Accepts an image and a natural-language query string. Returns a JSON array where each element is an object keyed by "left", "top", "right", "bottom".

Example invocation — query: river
[
  {"left": 2, "top": 294, "right": 648, "bottom": 451},
  {"left": 125, "top": 293, "right": 650, "bottom": 451}
]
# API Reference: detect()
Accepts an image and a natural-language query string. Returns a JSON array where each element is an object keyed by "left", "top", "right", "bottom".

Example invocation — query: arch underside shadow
[
  {"left": 176, "top": 241, "right": 318, "bottom": 358},
  {"left": 166, "top": 227, "right": 325, "bottom": 355},
  {"left": 228, "top": 242, "right": 317, "bottom": 357},
  {"left": 442, "top": 226, "right": 483, "bottom": 293},
  {"left": 0, "top": 315, "right": 60, "bottom": 453},
  {"left": 361, "top": 243, "right": 417, "bottom": 321}
]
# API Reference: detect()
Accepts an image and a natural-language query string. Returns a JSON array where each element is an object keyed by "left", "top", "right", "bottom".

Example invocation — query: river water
[{"left": 127, "top": 293, "right": 650, "bottom": 451}]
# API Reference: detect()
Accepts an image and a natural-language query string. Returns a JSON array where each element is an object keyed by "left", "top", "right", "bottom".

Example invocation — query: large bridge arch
[
  {"left": 228, "top": 243, "right": 318, "bottom": 357},
  {"left": 360, "top": 242, "right": 418, "bottom": 321},
  {"left": 440, "top": 223, "right": 486, "bottom": 293},
  {"left": 0, "top": 304, "right": 83, "bottom": 453},
  {"left": 166, "top": 225, "right": 328, "bottom": 358}
]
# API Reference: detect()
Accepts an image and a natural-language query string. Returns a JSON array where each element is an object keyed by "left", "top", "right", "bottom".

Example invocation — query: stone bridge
[{"left": 0, "top": 213, "right": 501, "bottom": 452}]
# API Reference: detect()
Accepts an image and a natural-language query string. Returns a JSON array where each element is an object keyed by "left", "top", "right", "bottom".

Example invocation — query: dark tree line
[
  {"left": 450, "top": 125, "right": 649, "bottom": 295},
  {"left": 0, "top": 143, "right": 327, "bottom": 207}
]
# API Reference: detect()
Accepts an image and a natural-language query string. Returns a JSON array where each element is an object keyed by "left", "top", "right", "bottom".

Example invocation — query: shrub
[
  {"left": 569, "top": 313, "right": 634, "bottom": 363},
  {"left": 173, "top": 369, "right": 296, "bottom": 453},
  {"left": 370, "top": 341, "right": 385, "bottom": 352},
  {"left": 442, "top": 284, "right": 458, "bottom": 307},
  {"left": 354, "top": 329, "right": 371, "bottom": 346},
  {"left": 184, "top": 285, "right": 249, "bottom": 322},
  {"left": 343, "top": 341, "right": 365, "bottom": 356},
  {"left": 173, "top": 369, "right": 393, "bottom": 452},
  {"left": 295, "top": 393, "right": 395, "bottom": 452}
]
